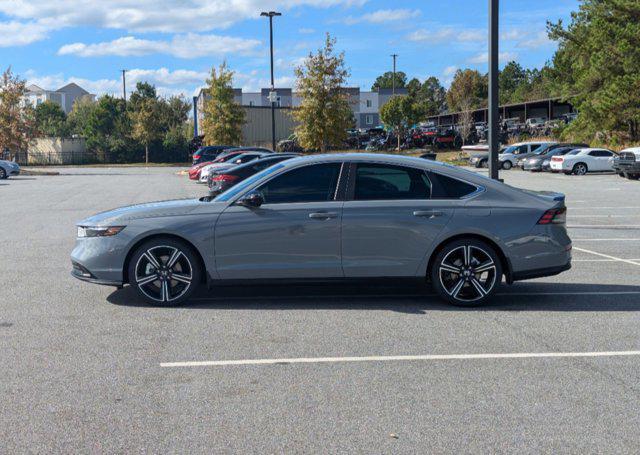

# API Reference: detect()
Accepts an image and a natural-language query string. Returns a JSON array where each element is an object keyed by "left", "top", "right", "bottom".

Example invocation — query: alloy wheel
[
  {"left": 134, "top": 245, "right": 193, "bottom": 303},
  {"left": 438, "top": 245, "right": 497, "bottom": 303},
  {"left": 573, "top": 163, "right": 587, "bottom": 175}
]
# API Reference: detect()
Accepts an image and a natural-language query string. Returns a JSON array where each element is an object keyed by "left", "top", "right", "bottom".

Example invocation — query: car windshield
[
  {"left": 501, "top": 145, "right": 519, "bottom": 154},
  {"left": 531, "top": 144, "right": 553, "bottom": 154},
  {"left": 214, "top": 163, "right": 285, "bottom": 202},
  {"left": 567, "top": 150, "right": 582, "bottom": 155}
]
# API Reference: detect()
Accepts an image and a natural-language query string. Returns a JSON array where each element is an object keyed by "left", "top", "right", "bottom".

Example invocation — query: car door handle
[
  {"left": 309, "top": 212, "right": 338, "bottom": 220},
  {"left": 413, "top": 210, "right": 444, "bottom": 218}
]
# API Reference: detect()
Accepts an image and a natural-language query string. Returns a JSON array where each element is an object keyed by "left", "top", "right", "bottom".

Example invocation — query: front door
[{"left": 214, "top": 162, "right": 344, "bottom": 279}]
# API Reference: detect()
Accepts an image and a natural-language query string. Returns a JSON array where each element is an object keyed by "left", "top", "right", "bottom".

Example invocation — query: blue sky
[{"left": 0, "top": 0, "right": 579, "bottom": 98}]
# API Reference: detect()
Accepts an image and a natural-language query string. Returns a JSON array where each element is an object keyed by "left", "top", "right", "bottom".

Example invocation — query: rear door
[
  {"left": 340, "top": 163, "right": 462, "bottom": 277},
  {"left": 590, "top": 150, "right": 615, "bottom": 171}
]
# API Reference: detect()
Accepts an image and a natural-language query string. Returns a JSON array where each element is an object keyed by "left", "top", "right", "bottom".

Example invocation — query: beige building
[{"left": 23, "top": 83, "right": 96, "bottom": 114}]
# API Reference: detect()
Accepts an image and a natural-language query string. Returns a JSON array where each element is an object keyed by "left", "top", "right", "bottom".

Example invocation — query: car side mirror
[{"left": 237, "top": 191, "right": 264, "bottom": 208}]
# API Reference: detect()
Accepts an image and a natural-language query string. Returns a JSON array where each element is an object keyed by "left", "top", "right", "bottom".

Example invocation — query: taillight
[
  {"left": 213, "top": 174, "right": 239, "bottom": 182},
  {"left": 538, "top": 207, "right": 567, "bottom": 225}
]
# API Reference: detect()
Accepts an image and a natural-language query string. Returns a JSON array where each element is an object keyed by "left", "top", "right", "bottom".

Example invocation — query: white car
[
  {"left": 549, "top": 148, "right": 617, "bottom": 175},
  {"left": 499, "top": 141, "right": 554, "bottom": 170}
]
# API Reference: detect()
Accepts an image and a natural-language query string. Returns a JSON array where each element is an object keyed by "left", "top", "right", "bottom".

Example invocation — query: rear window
[{"left": 430, "top": 173, "right": 478, "bottom": 199}]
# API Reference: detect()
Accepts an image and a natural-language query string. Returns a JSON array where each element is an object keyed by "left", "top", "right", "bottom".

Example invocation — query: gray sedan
[
  {"left": 71, "top": 154, "right": 571, "bottom": 306},
  {"left": 0, "top": 159, "right": 20, "bottom": 179}
]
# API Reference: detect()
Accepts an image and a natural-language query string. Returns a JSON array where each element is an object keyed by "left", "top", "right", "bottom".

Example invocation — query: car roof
[
  {"left": 621, "top": 147, "right": 640, "bottom": 153},
  {"left": 572, "top": 147, "right": 611, "bottom": 153},
  {"left": 509, "top": 141, "right": 555, "bottom": 147}
]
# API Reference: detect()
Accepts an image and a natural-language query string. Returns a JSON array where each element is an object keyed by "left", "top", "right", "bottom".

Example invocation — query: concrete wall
[
  {"left": 241, "top": 106, "right": 298, "bottom": 148},
  {"left": 28, "top": 138, "right": 87, "bottom": 164}
]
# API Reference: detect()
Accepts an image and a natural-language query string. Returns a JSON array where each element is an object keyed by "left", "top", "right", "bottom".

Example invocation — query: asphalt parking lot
[{"left": 2, "top": 165, "right": 640, "bottom": 452}]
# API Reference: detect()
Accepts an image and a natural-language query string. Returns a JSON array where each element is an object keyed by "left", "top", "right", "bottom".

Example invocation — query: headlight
[
  {"left": 77, "top": 226, "right": 125, "bottom": 238},
  {"left": 542, "top": 159, "right": 550, "bottom": 165}
]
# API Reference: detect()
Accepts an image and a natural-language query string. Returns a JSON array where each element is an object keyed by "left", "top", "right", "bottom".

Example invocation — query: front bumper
[
  {"left": 70, "top": 236, "right": 128, "bottom": 285},
  {"left": 9, "top": 168, "right": 20, "bottom": 176},
  {"left": 616, "top": 163, "right": 640, "bottom": 174},
  {"left": 523, "top": 162, "right": 543, "bottom": 171}
]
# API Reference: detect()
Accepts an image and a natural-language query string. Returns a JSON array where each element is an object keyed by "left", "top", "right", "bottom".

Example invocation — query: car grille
[{"left": 619, "top": 152, "right": 636, "bottom": 163}]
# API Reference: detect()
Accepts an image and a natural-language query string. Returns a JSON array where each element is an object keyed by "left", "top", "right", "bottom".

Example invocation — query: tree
[
  {"left": 0, "top": 67, "right": 34, "bottom": 158},
  {"left": 380, "top": 95, "right": 417, "bottom": 151},
  {"left": 548, "top": 0, "right": 640, "bottom": 141},
  {"left": 371, "top": 71, "right": 407, "bottom": 91},
  {"left": 292, "top": 33, "right": 353, "bottom": 152},
  {"left": 458, "top": 98, "right": 474, "bottom": 146},
  {"left": 446, "top": 69, "right": 487, "bottom": 112},
  {"left": 201, "top": 62, "right": 245, "bottom": 146},
  {"left": 415, "top": 77, "right": 447, "bottom": 117},
  {"left": 35, "top": 101, "right": 69, "bottom": 137},
  {"left": 131, "top": 97, "right": 162, "bottom": 163},
  {"left": 499, "top": 61, "right": 527, "bottom": 104}
]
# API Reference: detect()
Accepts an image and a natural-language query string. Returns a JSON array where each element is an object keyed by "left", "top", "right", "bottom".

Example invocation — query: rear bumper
[{"left": 512, "top": 261, "right": 571, "bottom": 281}]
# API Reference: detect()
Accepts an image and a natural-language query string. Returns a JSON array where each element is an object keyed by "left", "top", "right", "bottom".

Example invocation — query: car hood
[
  {"left": 0, "top": 160, "right": 19, "bottom": 168},
  {"left": 78, "top": 198, "right": 226, "bottom": 225}
]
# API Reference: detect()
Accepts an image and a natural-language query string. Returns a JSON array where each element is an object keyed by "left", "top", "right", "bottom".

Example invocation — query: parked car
[
  {"left": 207, "top": 153, "right": 300, "bottom": 195},
  {"left": 612, "top": 147, "right": 640, "bottom": 180},
  {"left": 499, "top": 142, "right": 553, "bottom": 170},
  {"left": 199, "top": 152, "right": 272, "bottom": 183},
  {"left": 191, "top": 145, "right": 233, "bottom": 165},
  {"left": 0, "top": 159, "right": 20, "bottom": 179},
  {"left": 549, "top": 148, "right": 617, "bottom": 175},
  {"left": 188, "top": 161, "right": 215, "bottom": 180},
  {"left": 71, "top": 153, "right": 571, "bottom": 307},
  {"left": 189, "top": 150, "right": 252, "bottom": 180},
  {"left": 514, "top": 142, "right": 588, "bottom": 168},
  {"left": 525, "top": 117, "right": 547, "bottom": 128},
  {"left": 522, "top": 146, "right": 576, "bottom": 172}
]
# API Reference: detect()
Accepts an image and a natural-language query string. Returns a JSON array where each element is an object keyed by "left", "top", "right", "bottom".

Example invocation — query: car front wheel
[
  {"left": 128, "top": 238, "right": 201, "bottom": 306},
  {"left": 430, "top": 239, "right": 502, "bottom": 306},
  {"left": 501, "top": 160, "right": 512, "bottom": 170},
  {"left": 0, "top": 168, "right": 6, "bottom": 179}
]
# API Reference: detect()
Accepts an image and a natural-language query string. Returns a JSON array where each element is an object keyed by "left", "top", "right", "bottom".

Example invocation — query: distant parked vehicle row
[
  {"left": 613, "top": 147, "right": 640, "bottom": 180},
  {"left": 0, "top": 159, "right": 20, "bottom": 179},
  {"left": 549, "top": 148, "right": 617, "bottom": 175}
]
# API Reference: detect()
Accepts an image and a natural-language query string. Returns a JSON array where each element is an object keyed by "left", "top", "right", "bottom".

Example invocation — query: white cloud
[
  {"left": 0, "top": 20, "right": 58, "bottom": 47},
  {"left": 298, "top": 27, "right": 315, "bottom": 34},
  {"left": 442, "top": 65, "right": 458, "bottom": 77},
  {"left": 58, "top": 34, "right": 261, "bottom": 58},
  {"left": 408, "top": 27, "right": 484, "bottom": 44},
  {"left": 344, "top": 8, "right": 420, "bottom": 25},
  {"left": 519, "top": 31, "right": 552, "bottom": 49},
  {"left": 0, "top": 0, "right": 368, "bottom": 35},
  {"left": 467, "top": 51, "right": 518, "bottom": 64},
  {"left": 25, "top": 68, "right": 210, "bottom": 98}
]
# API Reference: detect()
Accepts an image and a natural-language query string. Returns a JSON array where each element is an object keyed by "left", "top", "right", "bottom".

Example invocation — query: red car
[{"left": 188, "top": 161, "right": 215, "bottom": 180}]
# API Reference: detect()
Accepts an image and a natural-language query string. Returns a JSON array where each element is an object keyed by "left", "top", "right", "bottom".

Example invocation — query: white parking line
[
  {"left": 160, "top": 350, "right": 640, "bottom": 368},
  {"left": 573, "top": 247, "right": 640, "bottom": 266},
  {"left": 569, "top": 215, "right": 640, "bottom": 218},
  {"left": 573, "top": 238, "right": 640, "bottom": 241},
  {"left": 571, "top": 207, "right": 640, "bottom": 210},
  {"left": 568, "top": 225, "right": 640, "bottom": 228},
  {"left": 573, "top": 259, "right": 640, "bottom": 262}
]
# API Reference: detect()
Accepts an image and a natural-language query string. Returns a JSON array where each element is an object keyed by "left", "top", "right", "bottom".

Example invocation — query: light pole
[
  {"left": 488, "top": 0, "right": 500, "bottom": 180},
  {"left": 121, "top": 69, "right": 127, "bottom": 104},
  {"left": 390, "top": 54, "right": 398, "bottom": 95},
  {"left": 260, "top": 11, "right": 281, "bottom": 151}
]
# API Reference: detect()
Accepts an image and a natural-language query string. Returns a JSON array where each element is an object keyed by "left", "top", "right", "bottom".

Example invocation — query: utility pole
[
  {"left": 488, "top": 0, "right": 500, "bottom": 180},
  {"left": 121, "top": 70, "right": 127, "bottom": 104},
  {"left": 391, "top": 54, "right": 398, "bottom": 95},
  {"left": 261, "top": 11, "right": 281, "bottom": 151},
  {"left": 192, "top": 96, "right": 198, "bottom": 138}
]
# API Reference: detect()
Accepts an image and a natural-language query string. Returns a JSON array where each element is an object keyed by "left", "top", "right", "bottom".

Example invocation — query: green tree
[
  {"left": 548, "top": 0, "right": 640, "bottom": 141},
  {"left": 380, "top": 95, "right": 417, "bottom": 150},
  {"left": 446, "top": 69, "right": 487, "bottom": 112},
  {"left": 371, "top": 71, "right": 408, "bottom": 91},
  {"left": 0, "top": 67, "right": 34, "bottom": 158},
  {"left": 415, "top": 76, "right": 447, "bottom": 117},
  {"left": 293, "top": 33, "right": 353, "bottom": 152},
  {"left": 34, "top": 101, "right": 69, "bottom": 137},
  {"left": 131, "top": 97, "right": 162, "bottom": 164},
  {"left": 499, "top": 61, "right": 527, "bottom": 104},
  {"left": 201, "top": 62, "right": 245, "bottom": 146}
]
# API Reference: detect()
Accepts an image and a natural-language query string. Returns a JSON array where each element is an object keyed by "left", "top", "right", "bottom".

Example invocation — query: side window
[
  {"left": 519, "top": 145, "right": 529, "bottom": 154},
  {"left": 257, "top": 163, "right": 341, "bottom": 204},
  {"left": 354, "top": 164, "right": 431, "bottom": 200},
  {"left": 430, "top": 172, "right": 478, "bottom": 199}
]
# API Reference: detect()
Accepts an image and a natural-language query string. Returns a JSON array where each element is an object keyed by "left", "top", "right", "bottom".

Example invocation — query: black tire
[
  {"left": 628, "top": 174, "right": 640, "bottom": 180},
  {"left": 430, "top": 238, "right": 502, "bottom": 307},
  {"left": 480, "top": 159, "right": 488, "bottom": 169},
  {"left": 572, "top": 162, "right": 588, "bottom": 175},
  {"left": 127, "top": 237, "right": 201, "bottom": 306},
  {"left": 501, "top": 160, "right": 513, "bottom": 170},
  {"left": 0, "top": 167, "right": 6, "bottom": 179}
]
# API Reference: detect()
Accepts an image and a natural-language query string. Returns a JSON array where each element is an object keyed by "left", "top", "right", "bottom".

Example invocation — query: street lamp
[{"left": 260, "top": 11, "right": 281, "bottom": 151}]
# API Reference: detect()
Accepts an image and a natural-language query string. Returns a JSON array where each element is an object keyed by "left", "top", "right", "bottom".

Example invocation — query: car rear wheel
[
  {"left": 128, "top": 238, "right": 201, "bottom": 306},
  {"left": 501, "top": 160, "right": 512, "bottom": 170},
  {"left": 572, "top": 163, "right": 588, "bottom": 175},
  {"left": 430, "top": 239, "right": 502, "bottom": 306}
]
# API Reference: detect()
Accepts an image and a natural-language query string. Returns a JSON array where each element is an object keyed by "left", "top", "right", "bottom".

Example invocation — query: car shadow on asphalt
[{"left": 106, "top": 281, "right": 640, "bottom": 314}]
